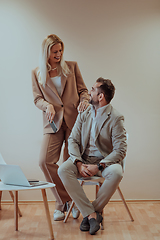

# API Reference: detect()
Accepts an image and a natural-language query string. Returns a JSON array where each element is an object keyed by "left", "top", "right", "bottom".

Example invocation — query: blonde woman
[{"left": 32, "top": 34, "right": 89, "bottom": 221}]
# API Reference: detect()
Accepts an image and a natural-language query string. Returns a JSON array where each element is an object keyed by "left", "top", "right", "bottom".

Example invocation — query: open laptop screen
[{"left": 0, "top": 164, "right": 47, "bottom": 187}]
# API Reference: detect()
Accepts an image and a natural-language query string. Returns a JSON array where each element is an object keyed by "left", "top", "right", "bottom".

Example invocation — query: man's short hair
[{"left": 96, "top": 77, "right": 115, "bottom": 103}]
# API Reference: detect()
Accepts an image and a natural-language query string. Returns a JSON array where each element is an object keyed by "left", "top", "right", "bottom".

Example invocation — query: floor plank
[{"left": 0, "top": 201, "right": 160, "bottom": 240}]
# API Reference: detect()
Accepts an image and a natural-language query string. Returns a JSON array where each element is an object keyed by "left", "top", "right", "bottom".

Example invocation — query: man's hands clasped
[{"left": 76, "top": 162, "right": 99, "bottom": 177}]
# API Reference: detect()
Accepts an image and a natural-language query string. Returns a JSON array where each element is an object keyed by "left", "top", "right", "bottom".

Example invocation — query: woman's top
[{"left": 51, "top": 76, "right": 62, "bottom": 96}]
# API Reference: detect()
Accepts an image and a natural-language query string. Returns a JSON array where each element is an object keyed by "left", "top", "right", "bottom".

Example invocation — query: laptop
[
  {"left": 0, "top": 153, "right": 6, "bottom": 165},
  {"left": 0, "top": 164, "right": 48, "bottom": 187}
]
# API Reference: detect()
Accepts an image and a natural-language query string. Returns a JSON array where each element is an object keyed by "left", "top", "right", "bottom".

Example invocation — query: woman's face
[{"left": 49, "top": 43, "right": 63, "bottom": 64}]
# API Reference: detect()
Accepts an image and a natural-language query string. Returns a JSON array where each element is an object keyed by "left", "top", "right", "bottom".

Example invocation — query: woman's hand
[
  {"left": 77, "top": 101, "right": 90, "bottom": 112},
  {"left": 46, "top": 104, "right": 56, "bottom": 122}
]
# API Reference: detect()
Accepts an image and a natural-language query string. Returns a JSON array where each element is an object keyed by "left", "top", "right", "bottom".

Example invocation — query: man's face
[{"left": 89, "top": 82, "right": 101, "bottom": 106}]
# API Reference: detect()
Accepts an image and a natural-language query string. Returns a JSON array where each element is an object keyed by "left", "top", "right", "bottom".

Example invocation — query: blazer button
[{"left": 61, "top": 105, "right": 63, "bottom": 107}]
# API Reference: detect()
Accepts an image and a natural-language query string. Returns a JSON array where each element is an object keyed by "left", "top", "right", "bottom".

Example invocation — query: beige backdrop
[{"left": 0, "top": 0, "right": 160, "bottom": 202}]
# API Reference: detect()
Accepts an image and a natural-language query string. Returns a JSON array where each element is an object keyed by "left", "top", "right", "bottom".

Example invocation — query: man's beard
[{"left": 89, "top": 98, "right": 99, "bottom": 106}]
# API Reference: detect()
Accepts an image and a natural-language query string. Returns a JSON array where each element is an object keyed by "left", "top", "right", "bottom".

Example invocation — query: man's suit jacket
[
  {"left": 32, "top": 61, "right": 89, "bottom": 134},
  {"left": 68, "top": 104, "right": 127, "bottom": 167}
]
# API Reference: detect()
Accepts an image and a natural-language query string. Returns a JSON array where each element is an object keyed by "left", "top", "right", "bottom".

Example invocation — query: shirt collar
[{"left": 91, "top": 104, "right": 109, "bottom": 119}]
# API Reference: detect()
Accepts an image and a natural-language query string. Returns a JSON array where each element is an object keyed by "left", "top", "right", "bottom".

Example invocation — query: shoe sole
[
  {"left": 54, "top": 217, "right": 65, "bottom": 221},
  {"left": 80, "top": 225, "right": 90, "bottom": 231}
]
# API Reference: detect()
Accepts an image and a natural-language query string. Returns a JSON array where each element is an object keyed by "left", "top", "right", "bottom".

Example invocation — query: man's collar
[{"left": 91, "top": 104, "right": 110, "bottom": 118}]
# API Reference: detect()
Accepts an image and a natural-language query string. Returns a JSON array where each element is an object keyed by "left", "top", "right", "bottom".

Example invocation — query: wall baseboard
[{"left": 1, "top": 199, "right": 160, "bottom": 205}]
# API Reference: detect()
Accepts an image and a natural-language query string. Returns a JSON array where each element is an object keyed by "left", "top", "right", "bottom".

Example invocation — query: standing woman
[{"left": 32, "top": 34, "right": 89, "bottom": 221}]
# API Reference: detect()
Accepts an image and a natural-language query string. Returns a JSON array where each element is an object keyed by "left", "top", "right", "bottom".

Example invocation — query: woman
[{"left": 32, "top": 34, "right": 89, "bottom": 221}]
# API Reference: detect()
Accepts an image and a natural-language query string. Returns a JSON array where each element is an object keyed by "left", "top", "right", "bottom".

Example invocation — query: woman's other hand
[
  {"left": 46, "top": 104, "right": 56, "bottom": 122},
  {"left": 77, "top": 101, "right": 90, "bottom": 112}
]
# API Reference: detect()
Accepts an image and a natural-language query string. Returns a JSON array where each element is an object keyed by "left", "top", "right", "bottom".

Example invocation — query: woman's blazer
[{"left": 32, "top": 61, "right": 89, "bottom": 134}]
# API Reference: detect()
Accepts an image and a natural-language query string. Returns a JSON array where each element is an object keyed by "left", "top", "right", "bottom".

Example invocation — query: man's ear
[{"left": 98, "top": 92, "right": 104, "bottom": 102}]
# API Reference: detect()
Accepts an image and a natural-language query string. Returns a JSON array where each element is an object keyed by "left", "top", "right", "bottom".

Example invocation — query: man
[{"left": 58, "top": 78, "right": 127, "bottom": 235}]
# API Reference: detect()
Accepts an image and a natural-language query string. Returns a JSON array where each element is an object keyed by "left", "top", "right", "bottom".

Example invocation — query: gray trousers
[{"left": 58, "top": 158, "right": 123, "bottom": 218}]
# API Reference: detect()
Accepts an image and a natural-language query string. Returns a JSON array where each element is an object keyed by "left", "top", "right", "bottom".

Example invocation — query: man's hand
[
  {"left": 76, "top": 162, "right": 92, "bottom": 177},
  {"left": 85, "top": 164, "right": 99, "bottom": 176},
  {"left": 76, "top": 162, "right": 99, "bottom": 177}
]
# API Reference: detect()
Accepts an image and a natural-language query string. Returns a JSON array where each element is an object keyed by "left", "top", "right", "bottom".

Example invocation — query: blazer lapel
[
  {"left": 95, "top": 104, "right": 112, "bottom": 140},
  {"left": 83, "top": 116, "right": 93, "bottom": 149},
  {"left": 61, "top": 74, "right": 67, "bottom": 97}
]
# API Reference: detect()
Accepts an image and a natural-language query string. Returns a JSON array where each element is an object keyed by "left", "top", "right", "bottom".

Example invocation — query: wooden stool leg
[
  {"left": 100, "top": 207, "right": 104, "bottom": 230},
  {"left": 14, "top": 191, "right": 18, "bottom": 231},
  {"left": 0, "top": 191, "right": 2, "bottom": 210},
  {"left": 9, "top": 191, "right": 22, "bottom": 217},
  {"left": 96, "top": 184, "right": 99, "bottom": 195},
  {"left": 63, "top": 201, "right": 75, "bottom": 223},
  {"left": 117, "top": 186, "right": 134, "bottom": 221},
  {"left": 41, "top": 189, "right": 54, "bottom": 240}
]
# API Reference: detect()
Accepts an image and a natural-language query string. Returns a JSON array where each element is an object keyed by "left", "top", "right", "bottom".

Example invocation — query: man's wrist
[
  {"left": 97, "top": 163, "right": 105, "bottom": 171},
  {"left": 76, "top": 160, "right": 82, "bottom": 167}
]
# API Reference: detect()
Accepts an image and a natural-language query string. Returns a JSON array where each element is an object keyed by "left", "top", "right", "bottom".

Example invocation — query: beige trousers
[
  {"left": 39, "top": 121, "right": 71, "bottom": 211},
  {"left": 58, "top": 158, "right": 123, "bottom": 217}
]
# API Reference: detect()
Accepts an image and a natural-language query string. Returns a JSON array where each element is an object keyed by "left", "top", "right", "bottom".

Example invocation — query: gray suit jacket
[{"left": 68, "top": 104, "right": 127, "bottom": 167}]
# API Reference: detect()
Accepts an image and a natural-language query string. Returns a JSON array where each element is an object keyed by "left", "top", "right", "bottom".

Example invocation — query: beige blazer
[
  {"left": 32, "top": 61, "right": 89, "bottom": 134},
  {"left": 68, "top": 104, "right": 127, "bottom": 167}
]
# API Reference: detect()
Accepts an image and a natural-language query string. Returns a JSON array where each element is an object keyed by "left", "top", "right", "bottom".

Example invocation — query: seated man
[{"left": 58, "top": 78, "right": 127, "bottom": 235}]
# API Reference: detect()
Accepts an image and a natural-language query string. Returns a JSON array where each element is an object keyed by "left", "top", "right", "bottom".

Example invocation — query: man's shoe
[
  {"left": 89, "top": 218, "right": 100, "bottom": 235},
  {"left": 89, "top": 212, "right": 103, "bottom": 235},
  {"left": 53, "top": 210, "right": 65, "bottom": 221},
  {"left": 80, "top": 217, "right": 90, "bottom": 231},
  {"left": 96, "top": 212, "right": 103, "bottom": 224},
  {"left": 72, "top": 204, "right": 80, "bottom": 219}
]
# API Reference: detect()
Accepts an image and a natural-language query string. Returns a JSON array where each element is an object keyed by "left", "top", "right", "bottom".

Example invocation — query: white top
[{"left": 51, "top": 76, "right": 62, "bottom": 96}]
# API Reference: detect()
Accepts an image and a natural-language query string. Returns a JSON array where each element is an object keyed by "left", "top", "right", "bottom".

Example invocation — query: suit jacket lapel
[
  {"left": 61, "top": 74, "right": 67, "bottom": 97},
  {"left": 83, "top": 115, "right": 93, "bottom": 150},
  {"left": 95, "top": 104, "right": 112, "bottom": 140}
]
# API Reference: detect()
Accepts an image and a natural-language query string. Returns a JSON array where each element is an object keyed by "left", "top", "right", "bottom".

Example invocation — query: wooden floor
[{"left": 0, "top": 201, "right": 160, "bottom": 240}]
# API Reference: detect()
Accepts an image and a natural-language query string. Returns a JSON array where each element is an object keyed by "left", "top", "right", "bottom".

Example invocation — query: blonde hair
[{"left": 38, "top": 34, "right": 70, "bottom": 86}]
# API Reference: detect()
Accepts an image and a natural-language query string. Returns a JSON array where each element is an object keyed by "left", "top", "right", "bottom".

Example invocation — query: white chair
[
  {"left": 0, "top": 153, "right": 22, "bottom": 216},
  {"left": 64, "top": 136, "right": 134, "bottom": 226},
  {"left": 0, "top": 153, "right": 55, "bottom": 239},
  {"left": 0, "top": 181, "right": 55, "bottom": 240}
]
